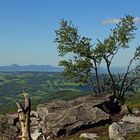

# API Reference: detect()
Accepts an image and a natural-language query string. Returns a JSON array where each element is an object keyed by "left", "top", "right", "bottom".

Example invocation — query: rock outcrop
[
  {"left": 0, "top": 114, "right": 20, "bottom": 140},
  {"left": 109, "top": 114, "right": 140, "bottom": 140},
  {"left": 0, "top": 94, "right": 116, "bottom": 139},
  {"left": 122, "top": 114, "right": 140, "bottom": 124},
  {"left": 109, "top": 122, "right": 126, "bottom": 140},
  {"left": 36, "top": 95, "right": 112, "bottom": 136}
]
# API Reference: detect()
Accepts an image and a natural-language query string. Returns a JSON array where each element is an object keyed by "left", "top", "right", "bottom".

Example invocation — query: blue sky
[{"left": 0, "top": 0, "right": 140, "bottom": 66}]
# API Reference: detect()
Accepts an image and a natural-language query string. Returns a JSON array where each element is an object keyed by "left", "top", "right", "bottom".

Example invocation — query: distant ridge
[
  {"left": 99, "top": 66, "right": 126, "bottom": 74},
  {"left": 0, "top": 64, "right": 126, "bottom": 73},
  {"left": 0, "top": 64, "right": 63, "bottom": 72}
]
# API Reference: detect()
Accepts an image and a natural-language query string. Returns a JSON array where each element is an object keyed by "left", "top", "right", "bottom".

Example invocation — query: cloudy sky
[{"left": 0, "top": 0, "right": 140, "bottom": 67}]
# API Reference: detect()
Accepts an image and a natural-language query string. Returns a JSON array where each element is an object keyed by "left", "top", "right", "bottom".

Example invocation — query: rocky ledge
[{"left": 0, "top": 94, "right": 128, "bottom": 140}]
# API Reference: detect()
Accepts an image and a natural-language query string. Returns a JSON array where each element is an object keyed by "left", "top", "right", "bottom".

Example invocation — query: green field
[
  {"left": 0, "top": 72, "right": 91, "bottom": 114},
  {"left": 0, "top": 72, "right": 140, "bottom": 115}
]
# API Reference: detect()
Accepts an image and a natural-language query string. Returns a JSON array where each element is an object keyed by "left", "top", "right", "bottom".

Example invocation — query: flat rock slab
[{"left": 37, "top": 95, "right": 111, "bottom": 136}]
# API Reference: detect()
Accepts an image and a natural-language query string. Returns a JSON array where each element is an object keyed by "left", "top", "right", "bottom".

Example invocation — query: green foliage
[
  {"left": 55, "top": 15, "right": 140, "bottom": 103},
  {"left": 55, "top": 20, "right": 92, "bottom": 64},
  {"left": 96, "top": 16, "right": 137, "bottom": 60},
  {"left": 96, "top": 16, "right": 140, "bottom": 102},
  {"left": 125, "top": 91, "right": 140, "bottom": 109},
  {"left": 55, "top": 19, "right": 101, "bottom": 94}
]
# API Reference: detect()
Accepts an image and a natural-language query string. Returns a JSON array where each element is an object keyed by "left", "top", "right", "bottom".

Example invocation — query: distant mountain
[
  {"left": 99, "top": 66, "right": 126, "bottom": 74},
  {"left": 0, "top": 64, "right": 126, "bottom": 73},
  {"left": 0, "top": 64, "right": 63, "bottom": 72}
]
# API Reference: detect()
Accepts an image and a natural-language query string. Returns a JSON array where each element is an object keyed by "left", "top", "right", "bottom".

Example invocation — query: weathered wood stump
[{"left": 16, "top": 92, "right": 32, "bottom": 140}]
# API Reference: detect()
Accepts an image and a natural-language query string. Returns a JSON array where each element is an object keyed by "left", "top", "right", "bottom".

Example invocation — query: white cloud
[
  {"left": 102, "top": 17, "right": 140, "bottom": 25},
  {"left": 134, "top": 17, "right": 140, "bottom": 24},
  {"left": 102, "top": 18, "right": 120, "bottom": 25}
]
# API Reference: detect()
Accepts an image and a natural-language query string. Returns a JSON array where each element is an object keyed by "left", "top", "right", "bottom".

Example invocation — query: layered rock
[
  {"left": 36, "top": 95, "right": 112, "bottom": 136},
  {"left": 0, "top": 94, "right": 115, "bottom": 139}
]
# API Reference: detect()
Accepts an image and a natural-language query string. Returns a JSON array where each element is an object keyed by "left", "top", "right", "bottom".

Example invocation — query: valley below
[
  {"left": 0, "top": 72, "right": 140, "bottom": 140},
  {"left": 0, "top": 72, "right": 91, "bottom": 114}
]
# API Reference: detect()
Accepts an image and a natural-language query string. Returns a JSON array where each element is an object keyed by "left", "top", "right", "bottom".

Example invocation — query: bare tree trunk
[
  {"left": 104, "top": 58, "right": 117, "bottom": 96},
  {"left": 16, "top": 92, "right": 32, "bottom": 140},
  {"left": 94, "top": 61, "right": 101, "bottom": 95}
]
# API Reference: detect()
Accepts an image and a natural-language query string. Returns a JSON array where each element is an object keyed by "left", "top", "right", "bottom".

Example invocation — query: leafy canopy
[{"left": 55, "top": 15, "right": 140, "bottom": 103}]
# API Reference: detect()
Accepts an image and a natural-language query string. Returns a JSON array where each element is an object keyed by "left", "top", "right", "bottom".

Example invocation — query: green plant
[{"left": 55, "top": 15, "right": 140, "bottom": 103}]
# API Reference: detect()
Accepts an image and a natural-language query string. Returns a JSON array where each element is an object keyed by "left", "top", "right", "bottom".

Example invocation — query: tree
[
  {"left": 54, "top": 19, "right": 102, "bottom": 94},
  {"left": 55, "top": 15, "right": 140, "bottom": 103},
  {"left": 96, "top": 16, "right": 140, "bottom": 103}
]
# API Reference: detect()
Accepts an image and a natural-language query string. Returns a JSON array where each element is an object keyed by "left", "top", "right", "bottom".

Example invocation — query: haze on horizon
[{"left": 0, "top": 0, "right": 140, "bottom": 67}]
